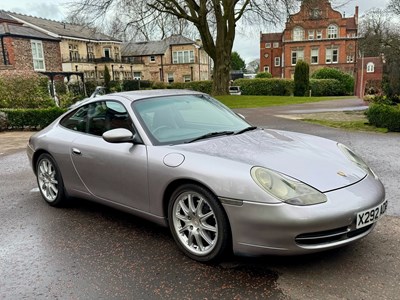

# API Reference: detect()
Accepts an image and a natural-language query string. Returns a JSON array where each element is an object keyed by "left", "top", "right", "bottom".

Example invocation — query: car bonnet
[{"left": 176, "top": 129, "right": 367, "bottom": 193}]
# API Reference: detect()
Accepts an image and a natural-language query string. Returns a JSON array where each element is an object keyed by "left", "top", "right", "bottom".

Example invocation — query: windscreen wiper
[
  {"left": 235, "top": 126, "right": 258, "bottom": 135},
  {"left": 186, "top": 131, "right": 235, "bottom": 143}
]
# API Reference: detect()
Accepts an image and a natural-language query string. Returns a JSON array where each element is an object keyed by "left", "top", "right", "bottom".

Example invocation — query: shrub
[
  {"left": 309, "top": 79, "right": 343, "bottom": 96},
  {"left": 255, "top": 72, "right": 272, "bottom": 79},
  {"left": 366, "top": 104, "right": 400, "bottom": 132},
  {"left": 0, "top": 72, "right": 55, "bottom": 109},
  {"left": 0, "top": 107, "right": 67, "bottom": 130},
  {"left": 123, "top": 80, "right": 139, "bottom": 91},
  {"left": 233, "top": 78, "right": 293, "bottom": 96},
  {"left": 311, "top": 68, "right": 354, "bottom": 95},
  {"left": 167, "top": 81, "right": 213, "bottom": 94},
  {"left": 294, "top": 60, "right": 310, "bottom": 97},
  {"left": 152, "top": 81, "right": 167, "bottom": 89},
  {"left": 104, "top": 65, "right": 111, "bottom": 93}
]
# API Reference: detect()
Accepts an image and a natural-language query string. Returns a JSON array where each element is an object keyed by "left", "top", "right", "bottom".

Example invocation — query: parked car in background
[
  {"left": 229, "top": 86, "right": 241, "bottom": 95},
  {"left": 27, "top": 90, "right": 387, "bottom": 262}
]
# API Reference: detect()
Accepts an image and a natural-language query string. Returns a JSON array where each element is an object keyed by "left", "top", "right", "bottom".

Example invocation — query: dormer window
[
  {"left": 367, "top": 62, "right": 375, "bottom": 73},
  {"left": 327, "top": 24, "right": 338, "bottom": 39},
  {"left": 293, "top": 27, "right": 304, "bottom": 41}
]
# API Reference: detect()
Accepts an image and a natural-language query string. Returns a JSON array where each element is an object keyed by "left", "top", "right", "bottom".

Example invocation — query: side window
[
  {"left": 60, "top": 105, "right": 89, "bottom": 133},
  {"left": 60, "top": 101, "right": 133, "bottom": 136}
]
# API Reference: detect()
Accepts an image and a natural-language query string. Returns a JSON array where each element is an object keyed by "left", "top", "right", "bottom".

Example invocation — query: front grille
[{"left": 295, "top": 224, "right": 373, "bottom": 246}]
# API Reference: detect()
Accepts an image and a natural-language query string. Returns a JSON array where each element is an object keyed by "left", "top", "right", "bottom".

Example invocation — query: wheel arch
[
  {"left": 32, "top": 149, "right": 52, "bottom": 174},
  {"left": 162, "top": 178, "right": 232, "bottom": 230}
]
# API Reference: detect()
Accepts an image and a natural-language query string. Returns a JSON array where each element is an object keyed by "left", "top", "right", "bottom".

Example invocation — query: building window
[
  {"left": 183, "top": 75, "right": 191, "bottom": 82},
  {"left": 114, "top": 47, "right": 120, "bottom": 61},
  {"left": 150, "top": 55, "right": 156, "bottom": 62},
  {"left": 31, "top": 40, "right": 45, "bottom": 71},
  {"left": 103, "top": 48, "right": 111, "bottom": 58},
  {"left": 273, "top": 42, "right": 279, "bottom": 48},
  {"left": 87, "top": 45, "right": 94, "bottom": 61},
  {"left": 168, "top": 72, "right": 174, "bottom": 83},
  {"left": 326, "top": 48, "right": 339, "bottom": 64},
  {"left": 293, "top": 27, "right": 304, "bottom": 41},
  {"left": 327, "top": 24, "right": 338, "bottom": 39},
  {"left": 133, "top": 72, "right": 142, "bottom": 80},
  {"left": 264, "top": 66, "right": 270, "bottom": 73},
  {"left": 347, "top": 55, "right": 354, "bottom": 63},
  {"left": 69, "top": 44, "right": 79, "bottom": 62},
  {"left": 172, "top": 50, "right": 195, "bottom": 64},
  {"left": 316, "top": 30, "right": 323, "bottom": 40},
  {"left": 274, "top": 57, "right": 281, "bottom": 67},
  {"left": 291, "top": 49, "right": 304, "bottom": 65},
  {"left": 265, "top": 43, "right": 271, "bottom": 48},
  {"left": 367, "top": 62, "right": 375, "bottom": 73},
  {"left": 311, "top": 49, "right": 319, "bottom": 64},
  {"left": 308, "top": 30, "right": 315, "bottom": 40}
]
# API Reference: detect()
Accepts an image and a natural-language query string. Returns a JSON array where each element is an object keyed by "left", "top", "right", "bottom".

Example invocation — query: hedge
[
  {"left": 366, "top": 104, "right": 400, "bottom": 132},
  {"left": 0, "top": 107, "right": 67, "bottom": 130},
  {"left": 310, "top": 79, "right": 344, "bottom": 96},
  {"left": 0, "top": 72, "right": 55, "bottom": 109},
  {"left": 168, "top": 81, "right": 213, "bottom": 94},
  {"left": 233, "top": 78, "right": 293, "bottom": 96},
  {"left": 311, "top": 68, "right": 354, "bottom": 95}
]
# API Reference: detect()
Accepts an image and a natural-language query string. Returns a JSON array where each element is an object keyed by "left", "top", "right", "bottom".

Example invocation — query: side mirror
[
  {"left": 103, "top": 128, "right": 135, "bottom": 143},
  {"left": 236, "top": 113, "right": 246, "bottom": 120}
]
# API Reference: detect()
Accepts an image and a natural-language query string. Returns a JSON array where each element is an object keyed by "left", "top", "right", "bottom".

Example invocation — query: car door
[{"left": 69, "top": 100, "right": 149, "bottom": 212}]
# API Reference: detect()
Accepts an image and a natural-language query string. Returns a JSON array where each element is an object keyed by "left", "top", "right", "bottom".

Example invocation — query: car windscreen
[{"left": 132, "top": 94, "right": 251, "bottom": 145}]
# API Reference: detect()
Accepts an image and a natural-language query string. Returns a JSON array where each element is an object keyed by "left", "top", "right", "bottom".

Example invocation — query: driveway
[{"left": 0, "top": 98, "right": 399, "bottom": 299}]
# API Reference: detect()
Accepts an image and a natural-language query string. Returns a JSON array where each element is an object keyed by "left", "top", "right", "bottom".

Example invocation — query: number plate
[{"left": 356, "top": 200, "right": 388, "bottom": 229}]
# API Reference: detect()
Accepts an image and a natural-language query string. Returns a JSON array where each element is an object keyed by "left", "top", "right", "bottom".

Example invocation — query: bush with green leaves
[
  {"left": 294, "top": 60, "right": 310, "bottom": 97},
  {"left": 309, "top": 79, "right": 343, "bottom": 96},
  {"left": 311, "top": 68, "right": 354, "bottom": 95},
  {"left": 0, "top": 107, "right": 67, "bottom": 130},
  {"left": 0, "top": 72, "right": 55, "bottom": 109},
  {"left": 233, "top": 78, "right": 293, "bottom": 96},
  {"left": 255, "top": 72, "right": 272, "bottom": 79},
  {"left": 167, "top": 81, "right": 213, "bottom": 94},
  {"left": 152, "top": 81, "right": 167, "bottom": 89},
  {"left": 366, "top": 104, "right": 400, "bottom": 132}
]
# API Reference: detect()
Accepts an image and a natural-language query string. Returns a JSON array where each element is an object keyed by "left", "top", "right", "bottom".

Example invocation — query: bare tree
[
  {"left": 359, "top": 8, "right": 400, "bottom": 99},
  {"left": 388, "top": 0, "right": 400, "bottom": 14}
]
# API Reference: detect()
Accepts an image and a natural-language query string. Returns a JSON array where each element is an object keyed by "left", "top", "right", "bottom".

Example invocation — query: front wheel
[
  {"left": 168, "top": 184, "right": 231, "bottom": 262},
  {"left": 36, "top": 153, "right": 67, "bottom": 207}
]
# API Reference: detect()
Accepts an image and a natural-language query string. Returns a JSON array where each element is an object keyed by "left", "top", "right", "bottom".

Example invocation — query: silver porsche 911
[{"left": 27, "top": 90, "right": 387, "bottom": 262}]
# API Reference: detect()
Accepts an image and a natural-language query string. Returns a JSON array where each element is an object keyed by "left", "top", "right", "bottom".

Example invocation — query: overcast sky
[{"left": 0, "top": 0, "right": 389, "bottom": 64}]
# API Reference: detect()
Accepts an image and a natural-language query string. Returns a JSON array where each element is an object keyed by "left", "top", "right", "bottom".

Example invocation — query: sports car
[{"left": 27, "top": 90, "right": 387, "bottom": 262}]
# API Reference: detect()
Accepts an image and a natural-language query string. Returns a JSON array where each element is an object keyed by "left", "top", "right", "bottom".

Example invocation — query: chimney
[{"left": 355, "top": 6, "right": 359, "bottom": 25}]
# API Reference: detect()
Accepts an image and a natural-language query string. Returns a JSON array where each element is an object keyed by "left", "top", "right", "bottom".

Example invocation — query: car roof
[{"left": 113, "top": 89, "right": 205, "bottom": 102}]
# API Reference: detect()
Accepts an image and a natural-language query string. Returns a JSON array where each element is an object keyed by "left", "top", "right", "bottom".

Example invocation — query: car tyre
[
  {"left": 36, "top": 153, "right": 67, "bottom": 207},
  {"left": 168, "top": 184, "right": 231, "bottom": 262}
]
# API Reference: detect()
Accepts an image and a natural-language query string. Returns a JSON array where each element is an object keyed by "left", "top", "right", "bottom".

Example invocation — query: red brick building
[
  {"left": 260, "top": 0, "right": 358, "bottom": 79},
  {"left": 0, "top": 11, "right": 61, "bottom": 73},
  {"left": 355, "top": 56, "right": 385, "bottom": 98}
]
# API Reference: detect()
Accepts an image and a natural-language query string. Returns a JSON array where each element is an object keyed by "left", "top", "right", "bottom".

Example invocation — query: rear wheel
[
  {"left": 168, "top": 184, "right": 230, "bottom": 262},
  {"left": 36, "top": 153, "right": 67, "bottom": 207}
]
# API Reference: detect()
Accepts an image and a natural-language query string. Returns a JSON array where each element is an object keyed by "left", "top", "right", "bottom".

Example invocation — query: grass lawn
[
  {"left": 303, "top": 119, "right": 388, "bottom": 133},
  {"left": 214, "top": 95, "right": 355, "bottom": 109}
]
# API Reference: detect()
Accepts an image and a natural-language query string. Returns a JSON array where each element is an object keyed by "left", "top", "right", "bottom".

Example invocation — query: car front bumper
[{"left": 221, "top": 174, "right": 386, "bottom": 256}]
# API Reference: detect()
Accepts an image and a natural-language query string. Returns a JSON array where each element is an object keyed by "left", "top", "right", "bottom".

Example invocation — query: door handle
[{"left": 72, "top": 148, "right": 81, "bottom": 155}]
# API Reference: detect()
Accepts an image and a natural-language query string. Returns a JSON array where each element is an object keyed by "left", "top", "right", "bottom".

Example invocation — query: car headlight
[
  {"left": 250, "top": 167, "right": 327, "bottom": 206},
  {"left": 337, "top": 143, "right": 378, "bottom": 178}
]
